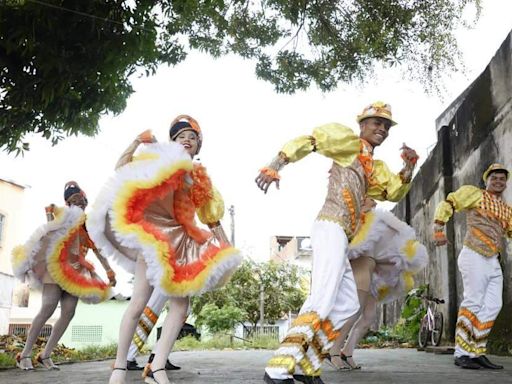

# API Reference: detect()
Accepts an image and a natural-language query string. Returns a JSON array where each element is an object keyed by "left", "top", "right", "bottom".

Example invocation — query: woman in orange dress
[
  {"left": 88, "top": 115, "right": 241, "bottom": 384},
  {"left": 11, "top": 182, "right": 116, "bottom": 370}
]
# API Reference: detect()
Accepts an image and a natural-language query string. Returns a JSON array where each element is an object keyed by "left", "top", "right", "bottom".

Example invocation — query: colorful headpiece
[
  {"left": 169, "top": 115, "right": 203, "bottom": 154},
  {"left": 356, "top": 101, "right": 397, "bottom": 126},
  {"left": 64, "top": 181, "right": 87, "bottom": 204},
  {"left": 482, "top": 163, "right": 509, "bottom": 182}
]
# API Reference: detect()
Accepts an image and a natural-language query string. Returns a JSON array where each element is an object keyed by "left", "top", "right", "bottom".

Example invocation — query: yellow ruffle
[
  {"left": 350, "top": 211, "right": 376, "bottom": 247},
  {"left": 45, "top": 213, "right": 110, "bottom": 304}
]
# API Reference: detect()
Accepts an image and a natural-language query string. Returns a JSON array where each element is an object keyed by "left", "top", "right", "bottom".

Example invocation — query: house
[{"left": 0, "top": 178, "right": 27, "bottom": 335}]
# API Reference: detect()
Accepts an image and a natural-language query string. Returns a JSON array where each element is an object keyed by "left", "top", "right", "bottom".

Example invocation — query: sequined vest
[
  {"left": 316, "top": 141, "right": 372, "bottom": 240},
  {"left": 464, "top": 191, "right": 512, "bottom": 257}
]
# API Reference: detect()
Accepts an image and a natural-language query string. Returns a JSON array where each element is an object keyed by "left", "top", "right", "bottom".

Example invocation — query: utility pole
[
  {"left": 259, "top": 281, "right": 265, "bottom": 326},
  {"left": 229, "top": 204, "right": 235, "bottom": 246}
]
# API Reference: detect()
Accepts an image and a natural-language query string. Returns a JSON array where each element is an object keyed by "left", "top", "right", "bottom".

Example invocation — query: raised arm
[
  {"left": 255, "top": 123, "right": 360, "bottom": 193},
  {"left": 114, "top": 130, "right": 156, "bottom": 170},
  {"left": 367, "top": 144, "right": 419, "bottom": 202}
]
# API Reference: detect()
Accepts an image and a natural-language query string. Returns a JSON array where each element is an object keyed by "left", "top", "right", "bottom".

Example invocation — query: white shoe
[
  {"left": 36, "top": 352, "right": 60, "bottom": 370},
  {"left": 15, "top": 353, "right": 34, "bottom": 371}
]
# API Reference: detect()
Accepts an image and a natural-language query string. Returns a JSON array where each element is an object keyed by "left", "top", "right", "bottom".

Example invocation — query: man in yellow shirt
[
  {"left": 256, "top": 102, "right": 418, "bottom": 384},
  {"left": 433, "top": 163, "right": 511, "bottom": 370}
]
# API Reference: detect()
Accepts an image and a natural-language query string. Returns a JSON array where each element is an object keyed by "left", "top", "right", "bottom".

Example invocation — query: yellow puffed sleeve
[
  {"left": 196, "top": 186, "right": 225, "bottom": 225},
  {"left": 280, "top": 123, "right": 360, "bottom": 166},
  {"left": 434, "top": 185, "right": 482, "bottom": 224},
  {"left": 367, "top": 160, "right": 411, "bottom": 202}
]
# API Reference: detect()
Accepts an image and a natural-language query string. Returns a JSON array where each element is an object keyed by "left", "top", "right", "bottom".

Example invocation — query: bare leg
[
  {"left": 21, "top": 284, "right": 62, "bottom": 358},
  {"left": 150, "top": 297, "right": 189, "bottom": 384},
  {"left": 42, "top": 291, "right": 78, "bottom": 356},
  {"left": 35, "top": 290, "right": 78, "bottom": 369},
  {"left": 341, "top": 295, "right": 378, "bottom": 368},
  {"left": 109, "top": 256, "right": 153, "bottom": 384},
  {"left": 328, "top": 289, "right": 368, "bottom": 369}
]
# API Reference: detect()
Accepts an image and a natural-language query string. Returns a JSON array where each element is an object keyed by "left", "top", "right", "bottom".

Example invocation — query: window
[
  {"left": 0, "top": 213, "right": 4, "bottom": 244},
  {"left": 71, "top": 325, "right": 103, "bottom": 343},
  {"left": 9, "top": 323, "right": 52, "bottom": 338}
]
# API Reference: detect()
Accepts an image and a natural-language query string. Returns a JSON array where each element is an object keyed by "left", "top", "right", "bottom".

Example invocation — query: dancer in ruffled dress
[
  {"left": 11, "top": 182, "right": 116, "bottom": 371},
  {"left": 87, "top": 115, "right": 241, "bottom": 384},
  {"left": 327, "top": 198, "right": 428, "bottom": 370}
]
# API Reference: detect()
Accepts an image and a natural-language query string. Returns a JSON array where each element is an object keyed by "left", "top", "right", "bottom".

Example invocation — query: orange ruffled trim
[
  {"left": 358, "top": 140, "right": 376, "bottom": 186},
  {"left": 190, "top": 163, "right": 213, "bottom": 208},
  {"left": 259, "top": 167, "right": 280, "bottom": 180},
  {"left": 123, "top": 170, "right": 233, "bottom": 289},
  {"left": 342, "top": 188, "right": 357, "bottom": 232},
  {"left": 47, "top": 223, "right": 109, "bottom": 301},
  {"left": 433, "top": 231, "right": 446, "bottom": 239}
]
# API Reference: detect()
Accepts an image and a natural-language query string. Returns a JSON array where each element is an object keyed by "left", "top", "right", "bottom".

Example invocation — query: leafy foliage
[
  {"left": 0, "top": 0, "right": 481, "bottom": 152},
  {"left": 391, "top": 285, "right": 427, "bottom": 344},
  {"left": 191, "top": 259, "right": 307, "bottom": 329},
  {"left": 195, "top": 303, "right": 245, "bottom": 333}
]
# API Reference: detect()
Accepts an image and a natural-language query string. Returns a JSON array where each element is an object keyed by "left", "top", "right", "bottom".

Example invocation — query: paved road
[{"left": 2, "top": 349, "right": 512, "bottom": 384}]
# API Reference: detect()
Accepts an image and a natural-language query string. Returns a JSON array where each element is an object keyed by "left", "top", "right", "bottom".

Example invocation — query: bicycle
[{"left": 418, "top": 295, "right": 445, "bottom": 348}]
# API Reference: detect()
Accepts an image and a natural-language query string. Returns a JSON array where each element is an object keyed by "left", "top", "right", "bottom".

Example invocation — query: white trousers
[
  {"left": 454, "top": 247, "right": 503, "bottom": 358},
  {"left": 127, "top": 290, "right": 168, "bottom": 362},
  {"left": 266, "top": 220, "right": 360, "bottom": 379}
]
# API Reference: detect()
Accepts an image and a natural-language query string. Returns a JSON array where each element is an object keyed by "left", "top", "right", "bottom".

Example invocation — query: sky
[{"left": 1, "top": 1, "right": 511, "bottom": 291}]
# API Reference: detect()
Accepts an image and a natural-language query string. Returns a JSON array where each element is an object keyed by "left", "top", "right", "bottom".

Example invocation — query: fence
[
  {"left": 9, "top": 323, "right": 52, "bottom": 339},
  {"left": 243, "top": 324, "right": 280, "bottom": 340}
]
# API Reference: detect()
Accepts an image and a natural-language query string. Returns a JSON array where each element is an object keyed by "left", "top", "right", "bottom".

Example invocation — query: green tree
[
  {"left": 195, "top": 303, "right": 245, "bottom": 333},
  {"left": 0, "top": 0, "right": 480, "bottom": 153},
  {"left": 191, "top": 259, "right": 307, "bottom": 330}
]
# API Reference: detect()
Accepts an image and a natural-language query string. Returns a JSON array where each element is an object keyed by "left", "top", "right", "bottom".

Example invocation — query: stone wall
[{"left": 382, "top": 32, "right": 512, "bottom": 352}]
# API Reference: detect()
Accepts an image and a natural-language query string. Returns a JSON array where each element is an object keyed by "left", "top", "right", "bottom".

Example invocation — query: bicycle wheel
[
  {"left": 431, "top": 311, "right": 443, "bottom": 346},
  {"left": 418, "top": 315, "right": 429, "bottom": 348}
]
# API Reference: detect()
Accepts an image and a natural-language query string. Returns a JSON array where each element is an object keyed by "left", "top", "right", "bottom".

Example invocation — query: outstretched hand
[
  {"left": 255, "top": 171, "right": 280, "bottom": 194},
  {"left": 433, "top": 231, "right": 448, "bottom": 246},
  {"left": 137, "top": 129, "right": 157, "bottom": 144},
  {"left": 400, "top": 143, "right": 419, "bottom": 166}
]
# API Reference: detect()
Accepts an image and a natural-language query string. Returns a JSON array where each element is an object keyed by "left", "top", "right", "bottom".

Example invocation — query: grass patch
[
  {"left": 0, "top": 341, "right": 117, "bottom": 369},
  {"left": 53, "top": 343, "right": 117, "bottom": 363},
  {"left": 0, "top": 353, "right": 16, "bottom": 369},
  {"left": 174, "top": 333, "right": 279, "bottom": 351}
]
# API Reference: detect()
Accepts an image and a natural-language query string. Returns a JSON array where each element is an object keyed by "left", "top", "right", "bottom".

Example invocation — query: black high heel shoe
[
  {"left": 324, "top": 354, "right": 350, "bottom": 370},
  {"left": 143, "top": 365, "right": 168, "bottom": 384},
  {"left": 340, "top": 352, "right": 361, "bottom": 370}
]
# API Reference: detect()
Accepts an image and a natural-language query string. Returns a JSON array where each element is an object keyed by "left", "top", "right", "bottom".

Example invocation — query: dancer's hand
[
  {"left": 137, "top": 129, "right": 156, "bottom": 144},
  {"left": 255, "top": 169, "right": 280, "bottom": 194},
  {"left": 433, "top": 229, "right": 448, "bottom": 246},
  {"left": 107, "top": 270, "right": 117, "bottom": 287},
  {"left": 400, "top": 143, "right": 419, "bottom": 166}
]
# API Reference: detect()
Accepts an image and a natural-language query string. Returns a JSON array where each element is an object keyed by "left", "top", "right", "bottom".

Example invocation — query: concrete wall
[{"left": 385, "top": 32, "right": 512, "bottom": 351}]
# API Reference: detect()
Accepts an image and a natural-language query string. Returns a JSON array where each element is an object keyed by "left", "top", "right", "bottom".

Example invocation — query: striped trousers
[
  {"left": 455, "top": 247, "right": 502, "bottom": 358},
  {"left": 265, "top": 220, "right": 360, "bottom": 379}
]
